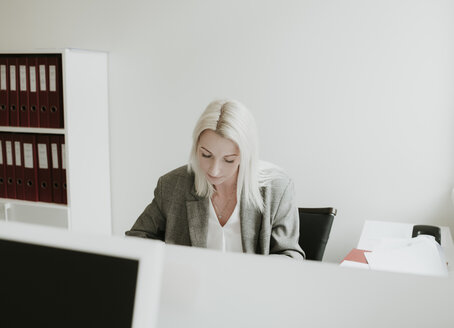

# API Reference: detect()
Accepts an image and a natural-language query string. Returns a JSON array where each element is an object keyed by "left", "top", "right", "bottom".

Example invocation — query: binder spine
[
  {"left": 36, "top": 134, "right": 52, "bottom": 202},
  {"left": 0, "top": 56, "right": 9, "bottom": 126},
  {"left": 14, "top": 135, "right": 25, "bottom": 200},
  {"left": 0, "top": 134, "right": 7, "bottom": 198},
  {"left": 50, "top": 135, "right": 62, "bottom": 203},
  {"left": 8, "top": 57, "right": 19, "bottom": 127},
  {"left": 28, "top": 56, "right": 40, "bottom": 127},
  {"left": 18, "top": 56, "right": 30, "bottom": 127},
  {"left": 23, "top": 133, "right": 38, "bottom": 201},
  {"left": 5, "top": 133, "right": 16, "bottom": 199},
  {"left": 48, "top": 55, "right": 63, "bottom": 128},
  {"left": 37, "top": 56, "right": 49, "bottom": 128},
  {"left": 60, "top": 135, "right": 67, "bottom": 204}
]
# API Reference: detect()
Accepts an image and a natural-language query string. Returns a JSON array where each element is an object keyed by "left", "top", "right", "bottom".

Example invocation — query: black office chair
[{"left": 298, "top": 207, "right": 337, "bottom": 261}]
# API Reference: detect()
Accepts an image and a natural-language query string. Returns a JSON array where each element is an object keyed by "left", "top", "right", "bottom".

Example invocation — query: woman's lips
[{"left": 208, "top": 174, "right": 221, "bottom": 182}]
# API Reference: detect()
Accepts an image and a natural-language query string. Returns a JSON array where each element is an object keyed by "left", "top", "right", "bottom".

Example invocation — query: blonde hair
[{"left": 188, "top": 99, "right": 264, "bottom": 212}]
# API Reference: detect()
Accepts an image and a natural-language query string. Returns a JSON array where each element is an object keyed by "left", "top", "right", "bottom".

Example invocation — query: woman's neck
[{"left": 213, "top": 174, "right": 238, "bottom": 198}]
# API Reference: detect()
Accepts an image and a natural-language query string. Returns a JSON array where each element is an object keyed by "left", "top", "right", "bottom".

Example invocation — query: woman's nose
[{"left": 209, "top": 161, "right": 221, "bottom": 176}]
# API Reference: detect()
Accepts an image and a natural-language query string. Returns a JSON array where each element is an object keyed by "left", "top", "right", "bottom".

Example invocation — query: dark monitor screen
[{"left": 0, "top": 239, "right": 139, "bottom": 328}]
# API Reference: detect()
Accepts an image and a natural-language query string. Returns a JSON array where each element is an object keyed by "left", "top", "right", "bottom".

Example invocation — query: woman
[{"left": 126, "top": 99, "right": 304, "bottom": 259}]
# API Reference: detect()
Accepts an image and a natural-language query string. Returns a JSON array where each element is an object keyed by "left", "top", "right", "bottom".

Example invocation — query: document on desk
[
  {"left": 357, "top": 220, "right": 413, "bottom": 251},
  {"left": 364, "top": 235, "right": 448, "bottom": 277}
]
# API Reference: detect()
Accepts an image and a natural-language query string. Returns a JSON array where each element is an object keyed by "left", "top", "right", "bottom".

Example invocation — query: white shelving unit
[{"left": 0, "top": 49, "right": 112, "bottom": 235}]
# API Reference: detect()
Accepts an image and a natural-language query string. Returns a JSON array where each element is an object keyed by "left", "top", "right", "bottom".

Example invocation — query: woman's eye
[
  {"left": 224, "top": 159, "right": 234, "bottom": 164},
  {"left": 202, "top": 153, "right": 211, "bottom": 158}
]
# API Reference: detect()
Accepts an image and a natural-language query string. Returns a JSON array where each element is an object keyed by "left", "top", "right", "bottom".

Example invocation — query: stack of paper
[{"left": 364, "top": 235, "right": 448, "bottom": 277}]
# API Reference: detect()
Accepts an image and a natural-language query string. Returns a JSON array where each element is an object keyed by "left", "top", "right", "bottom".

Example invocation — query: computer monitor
[{"left": 0, "top": 221, "right": 163, "bottom": 328}]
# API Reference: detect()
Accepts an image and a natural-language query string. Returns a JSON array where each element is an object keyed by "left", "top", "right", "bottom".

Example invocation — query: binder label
[
  {"left": 38, "top": 144, "right": 48, "bottom": 169},
  {"left": 49, "top": 65, "right": 56, "bottom": 92},
  {"left": 0, "top": 143, "right": 3, "bottom": 165},
  {"left": 6, "top": 141, "right": 13, "bottom": 166},
  {"left": 30, "top": 66, "right": 37, "bottom": 92},
  {"left": 39, "top": 65, "right": 46, "bottom": 91},
  {"left": 15, "top": 141, "right": 21, "bottom": 166},
  {"left": 10, "top": 65, "right": 16, "bottom": 91},
  {"left": 0, "top": 65, "right": 6, "bottom": 90},
  {"left": 24, "top": 143, "right": 33, "bottom": 169},
  {"left": 61, "top": 144, "right": 66, "bottom": 169},
  {"left": 51, "top": 143, "right": 59, "bottom": 169},
  {"left": 20, "top": 65, "right": 27, "bottom": 91}
]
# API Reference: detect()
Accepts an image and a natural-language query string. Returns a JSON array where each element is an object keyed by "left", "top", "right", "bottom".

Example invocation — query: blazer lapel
[
  {"left": 186, "top": 192, "right": 209, "bottom": 248},
  {"left": 240, "top": 192, "right": 262, "bottom": 254}
]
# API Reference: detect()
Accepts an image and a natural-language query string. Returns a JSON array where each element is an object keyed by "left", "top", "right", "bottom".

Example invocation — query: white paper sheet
[
  {"left": 357, "top": 220, "right": 413, "bottom": 251},
  {"left": 364, "top": 235, "right": 448, "bottom": 277}
]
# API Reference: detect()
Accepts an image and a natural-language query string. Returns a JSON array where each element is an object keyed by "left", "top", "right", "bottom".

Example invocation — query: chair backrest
[{"left": 298, "top": 207, "right": 337, "bottom": 261}]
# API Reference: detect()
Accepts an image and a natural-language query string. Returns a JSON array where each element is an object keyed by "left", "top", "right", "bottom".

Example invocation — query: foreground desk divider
[
  {"left": 159, "top": 244, "right": 454, "bottom": 328},
  {"left": 0, "top": 221, "right": 163, "bottom": 328},
  {"left": 1, "top": 221, "right": 454, "bottom": 328}
]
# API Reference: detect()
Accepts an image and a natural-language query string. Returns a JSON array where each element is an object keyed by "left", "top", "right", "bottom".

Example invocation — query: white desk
[
  {"left": 356, "top": 220, "right": 454, "bottom": 274},
  {"left": 358, "top": 220, "right": 454, "bottom": 254},
  {"left": 157, "top": 244, "right": 454, "bottom": 328}
]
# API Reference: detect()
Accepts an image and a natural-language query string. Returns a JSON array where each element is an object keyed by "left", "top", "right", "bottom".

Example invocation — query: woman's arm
[
  {"left": 269, "top": 179, "right": 305, "bottom": 259},
  {"left": 125, "top": 177, "right": 166, "bottom": 241}
]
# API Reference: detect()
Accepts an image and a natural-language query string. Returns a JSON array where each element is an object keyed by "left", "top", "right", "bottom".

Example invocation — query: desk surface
[
  {"left": 357, "top": 220, "right": 453, "bottom": 251},
  {"left": 357, "top": 220, "right": 454, "bottom": 273},
  {"left": 157, "top": 244, "right": 454, "bottom": 328}
]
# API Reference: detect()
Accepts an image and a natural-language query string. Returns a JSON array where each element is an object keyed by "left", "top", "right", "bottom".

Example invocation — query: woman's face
[{"left": 197, "top": 129, "right": 240, "bottom": 187}]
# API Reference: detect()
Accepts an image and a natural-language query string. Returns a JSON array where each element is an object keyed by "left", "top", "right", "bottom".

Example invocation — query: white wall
[{"left": 1, "top": 0, "right": 453, "bottom": 262}]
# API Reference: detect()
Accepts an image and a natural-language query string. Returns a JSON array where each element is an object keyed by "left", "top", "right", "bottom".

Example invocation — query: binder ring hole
[
  {"left": 27, "top": 180, "right": 33, "bottom": 187},
  {"left": 53, "top": 182, "right": 59, "bottom": 189},
  {"left": 10, "top": 105, "right": 16, "bottom": 111},
  {"left": 0, "top": 105, "right": 5, "bottom": 110},
  {"left": 63, "top": 183, "right": 67, "bottom": 190},
  {"left": 31, "top": 106, "right": 36, "bottom": 112},
  {"left": 21, "top": 105, "right": 27, "bottom": 112},
  {"left": 51, "top": 106, "right": 57, "bottom": 113},
  {"left": 41, "top": 182, "right": 47, "bottom": 188},
  {"left": 0, "top": 177, "right": 3, "bottom": 184},
  {"left": 16, "top": 179, "right": 22, "bottom": 185},
  {"left": 8, "top": 178, "right": 13, "bottom": 185},
  {"left": 41, "top": 106, "right": 47, "bottom": 113}
]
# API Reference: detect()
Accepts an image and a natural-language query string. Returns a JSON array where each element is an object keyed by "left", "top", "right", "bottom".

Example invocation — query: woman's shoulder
[
  {"left": 159, "top": 165, "right": 194, "bottom": 184},
  {"left": 156, "top": 165, "right": 195, "bottom": 199},
  {"left": 258, "top": 161, "right": 292, "bottom": 189}
]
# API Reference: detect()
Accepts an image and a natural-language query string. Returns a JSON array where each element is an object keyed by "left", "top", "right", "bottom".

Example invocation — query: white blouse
[{"left": 206, "top": 198, "right": 243, "bottom": 253}]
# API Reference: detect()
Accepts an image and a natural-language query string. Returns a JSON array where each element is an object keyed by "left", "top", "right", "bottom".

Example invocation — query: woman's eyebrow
[
  {"left": 200, "top": 146, "right": 238, "bottom": 157},
  {"left": 200, "top": 146, "right": 212, "bottom": 154}
]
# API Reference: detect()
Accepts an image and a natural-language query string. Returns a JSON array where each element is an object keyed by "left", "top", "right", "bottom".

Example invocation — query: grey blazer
[{"left": 126, "top": 165, "right": 305, "bottom": 259}]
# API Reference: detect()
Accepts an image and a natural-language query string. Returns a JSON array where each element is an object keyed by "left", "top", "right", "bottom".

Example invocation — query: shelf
[
  {"left": 0, "top": 49, "right": 111, "bottom": 235},
  {"left": 0, "top": 126, "right": 65, "bottom": 134},
  {"left": 0, "top": 198, "right": 68, "bottom": 209},
  {"left": 0, "top": 200, "right": 68, "bottom": 229}
]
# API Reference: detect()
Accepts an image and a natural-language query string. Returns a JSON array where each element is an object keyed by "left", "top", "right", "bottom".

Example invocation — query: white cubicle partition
[
  {"left": 158, "top": 244, "right": 454, "bottom": 328},
  {"left": 0, "top": 222, "right": 163, "bottom": 328}
]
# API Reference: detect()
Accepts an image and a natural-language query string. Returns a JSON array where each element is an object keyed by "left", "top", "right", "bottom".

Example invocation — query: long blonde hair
[{"left": 188, "top": 99, "right": 264, "bottom": 212}]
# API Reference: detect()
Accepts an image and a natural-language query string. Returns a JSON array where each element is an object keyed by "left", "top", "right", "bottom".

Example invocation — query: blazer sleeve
[
  {"left": 125, "top": 177, "right": 166, "bottom": 241},
  {"left": 269, "top": 179, "right": 305, "bottom": 260}
]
